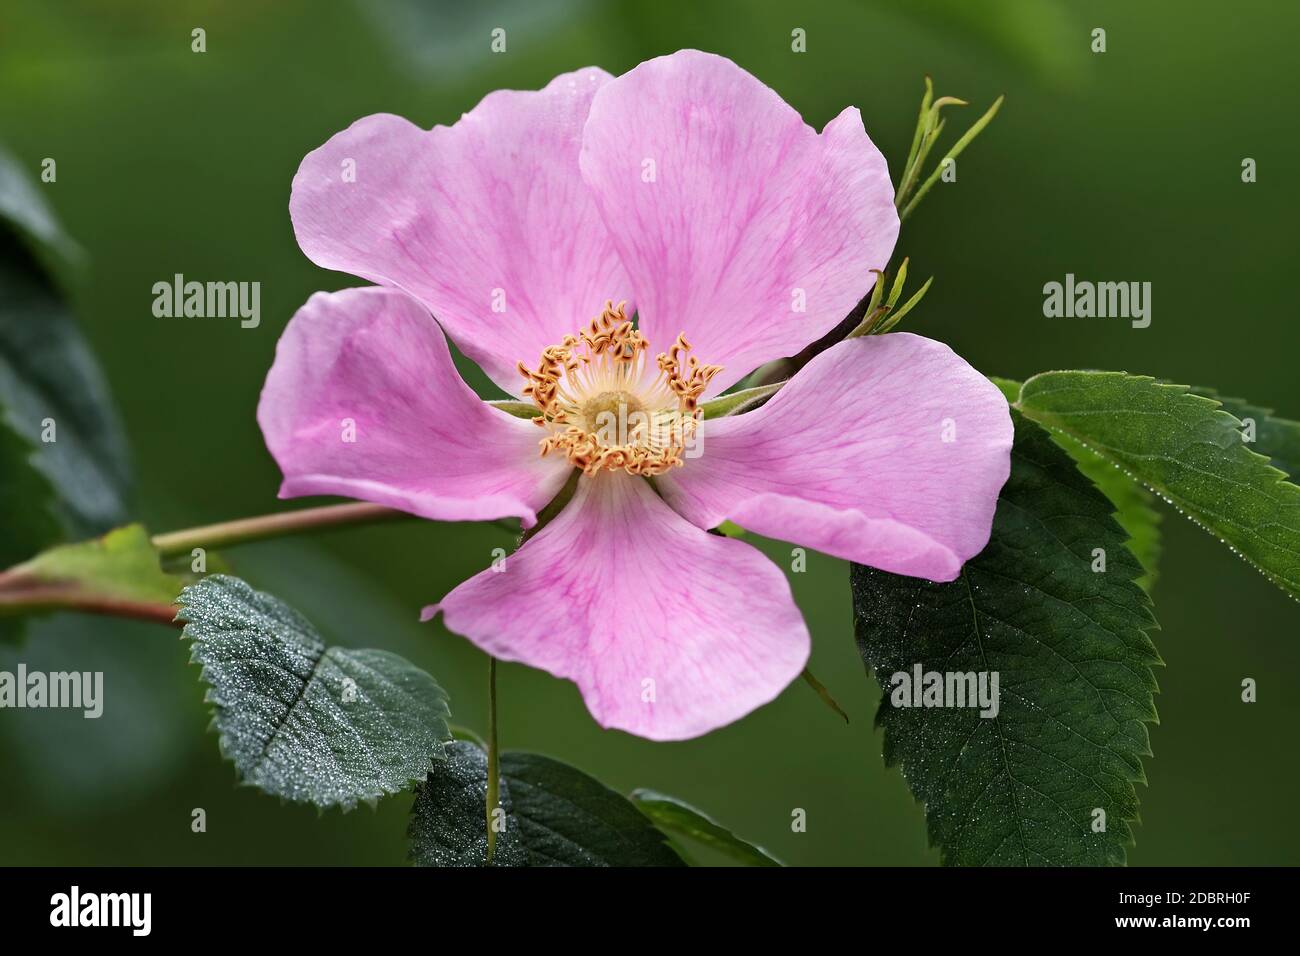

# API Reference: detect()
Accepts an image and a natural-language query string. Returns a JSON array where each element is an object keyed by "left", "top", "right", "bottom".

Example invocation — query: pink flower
[{"left": 259, "top": 50, "right": 1013, "bottom": 741}]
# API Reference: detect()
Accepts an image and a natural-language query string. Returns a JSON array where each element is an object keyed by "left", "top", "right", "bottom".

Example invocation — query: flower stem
[
  {"left": 150, "top": 503, "right": 414, "bottom": 557},
  {"left": 485, "top": 655, "right": 500, "bottom": 863},
  {"left": 151, "top": 503, "right": 519, "bottom": 557}
]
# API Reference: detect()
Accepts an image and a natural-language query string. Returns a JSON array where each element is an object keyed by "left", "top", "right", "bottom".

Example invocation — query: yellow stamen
[{"left": 517, "top": 301, "right": 722, "bottom": 477}]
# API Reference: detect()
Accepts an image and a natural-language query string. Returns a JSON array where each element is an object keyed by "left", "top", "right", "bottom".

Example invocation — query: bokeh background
[{"left": 1, "top": 0, "right": 1297, "bottom": 865}]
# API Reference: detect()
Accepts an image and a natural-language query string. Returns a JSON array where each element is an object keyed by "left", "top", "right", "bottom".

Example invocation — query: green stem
[
  {"left": 151, "top": 503, "right": 517, "bottom": 557},
  {"left": 485, "top": 655, "right": 500, "bottom": 863},
  {"left": 0, "top": 504, "right": 522, "bottom": 625},
  {"left": 151, "top": 503, "right": 410, "bottom": 556}
]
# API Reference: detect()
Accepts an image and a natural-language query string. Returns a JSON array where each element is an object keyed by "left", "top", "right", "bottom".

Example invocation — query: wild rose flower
[{"left": 258, "top": 50, "right": 1012, "bottom": 741}]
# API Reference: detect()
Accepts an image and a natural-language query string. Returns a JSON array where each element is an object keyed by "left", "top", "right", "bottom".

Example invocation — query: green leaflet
[
  {"left": 0, "top": 148, "right": 132, "bottom": 640},
  {"left": 410, "top": 741, "right": 686, "bottom": 867},
  {"left": 16, "top": 524, "right": 181, "bottom": 604},
  {"left": 500, "top": 750, "right": 687, "bottom": 867},
  {"left": 1052, "top": 434, "right": 1162, "bottom": 593},
  {"left": 1185, "top": 386, "right": 1300, "bottom": 480},
  {"left": 991, "top": 377, "right": 1160, "bottom": 591},
  {"left": 408, "top": 741, "right": 525, "bottom": 866},
  {"left": 0, "top": 416, "right": 60, "bottom": 641},
  {"left": 1016, "top": 371, "right": 1300, "bottom": 601},
  {"left": 0, "top": 146, "right": 81, "bottom": 275},
  {"left": 0, "top": 147, "right": 132, "bottom": 538},
  {"left": 851, "top": 411, "right": 1160, "bottom": 865},
  {"left": 178, "top": 575, "right": 451, "bottom": 810},
  {"left": 630, "top": 789, "right": 782, "bottom": 866},
  {"left": 0, "top": 415, "right": 60, "bottom": 569},
  {"left": 0, "top": 250, "right": 132, "bottom": 536}
]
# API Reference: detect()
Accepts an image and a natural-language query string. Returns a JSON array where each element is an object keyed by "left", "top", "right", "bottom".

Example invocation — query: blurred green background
[{"left": 1, "top": 0, "right": 1297, "bottom": 865}]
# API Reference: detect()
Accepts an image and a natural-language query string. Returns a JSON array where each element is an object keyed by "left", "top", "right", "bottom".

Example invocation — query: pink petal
[
  {"left": 290, "top": 68, "right": 633, "bottom": 396},
  {"left": 657, "top": 333, "right": 1013, "bottom": 582},
  {"left": 579, "top": 49, "right": 899, "bottom": 396},
  {"left": 257, "top": 287, "right": 570, "bottom": 527},
  {"left": 426, "top": 471, "right": 810, "bottom": 741}
]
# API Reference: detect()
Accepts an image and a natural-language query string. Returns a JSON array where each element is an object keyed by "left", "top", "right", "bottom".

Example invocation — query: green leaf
[
  {"left": 0, "top": 146, "right": 81, "bottom": 274},
  {"left": 0, "top": 250, "right": 132, "bottom": 535},
  {"left": 1016, "top": 371, "right": 1300, "bottom": 600},
  {"left": 0, "top": 416, "right": 60, "bottom": 641},
  {"left": 989, "top": 376, "right": 1021, "bottom": 403},
  {"left": 410, "top": 741, "right": 685, "bottom": 867},
  {"left": 177, "top": 575, "right": 451, "bottom": 810},
  {"left": 851, "top": 410, "right": 1160, "bottom": 866},
  {"left": 408, "top": 740, "right": 525, "bottom": 866},
  {"left": 15, "top": 524, "right": 181, "bottom": 604},
  {"left": 0, "top": 150, "right": 130, "bottom": 641},
  {"left": 0, "top": 416, "right": 59, "bottom": 567},
  {"left": 991, "top": 377, "right": 1160, "bottom": 591},
  {"left": 1051, "top": 434, "right": 1162, "bottom": 592},
  {"left": 630, "top": 789, "right": 782, "bottom": 866},
  {"left": 1185, "top": 386, "right": 1300, "bottom": 479},
  {"left": 0, "top": 150, "right": 132, "bottom": 537}
]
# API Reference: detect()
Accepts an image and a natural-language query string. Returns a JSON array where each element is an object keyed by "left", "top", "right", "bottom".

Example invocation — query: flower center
[
  {"left": 580, "top": 390, "right": 646, "bottom": 431},
  {"left": 517, "top": 301, "right": 722, "bottom": 476}
]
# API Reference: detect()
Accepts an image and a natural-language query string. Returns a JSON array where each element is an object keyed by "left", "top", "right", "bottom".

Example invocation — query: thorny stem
[{"left": 485, "top": 656, "right": 500, "bottom": 863}]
